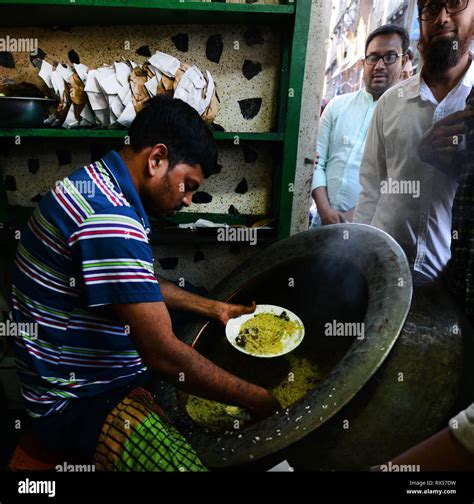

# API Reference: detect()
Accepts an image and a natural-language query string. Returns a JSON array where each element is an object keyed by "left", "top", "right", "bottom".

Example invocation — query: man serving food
[{"left": 11, "top": 96, "right": 280, "bottom": 471}]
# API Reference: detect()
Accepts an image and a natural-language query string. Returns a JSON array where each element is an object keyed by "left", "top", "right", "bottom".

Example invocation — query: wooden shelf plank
[
  {"left": 150, "top": 228, "right": 276, "bottom": 246},
  {"left": 0, "top": 224, "right": 276, "bottom": 246},
  {"left": 3, "top": 206, "right": 272, "bottom": 227},
  {"left": 0, "top": 0, "right": 293, "bottom": 12},
  {"left": 1, "top": 209, "right": 275, "bottom": 245},
  {"left": 0, "top": 0, "right": 294, "bottom": 26},
  {"left": 0, "top": 129, "right": 284, "bottom": 142}
]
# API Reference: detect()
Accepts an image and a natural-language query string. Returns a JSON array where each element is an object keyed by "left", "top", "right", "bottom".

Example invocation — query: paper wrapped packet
[
  {"left": 38, "top": 60, "right": 94, "bottom": 127},
  {"left": 37, "top": 49, "right": 220, "bottom": 128}
]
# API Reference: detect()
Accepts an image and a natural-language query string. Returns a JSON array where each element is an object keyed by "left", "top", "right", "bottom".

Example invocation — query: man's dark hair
[
  {"left": 129, "top": 95, "right": 218, "bottom": 178},
  {"left": 365, "top": 24, "right": 410, "bottom": 55},
  {"left": 407, "top": 47, "right": 414, "bottom": 61},
  {"left": 417, "top": 0, "right": 427, "bottom": 13}
]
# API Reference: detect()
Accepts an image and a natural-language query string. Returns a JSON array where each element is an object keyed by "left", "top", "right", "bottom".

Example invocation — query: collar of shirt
[
  {"left": 360, "top": 87, "right": 378, "bottom": 104},
  {"left": 101, "top": 149, "right": 152, "bottom": 235},
  {"left": 407, "top": 54, "right": 474, "bottom": 104}
]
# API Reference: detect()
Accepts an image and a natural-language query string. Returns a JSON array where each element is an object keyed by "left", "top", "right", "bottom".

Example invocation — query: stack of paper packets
[{"left": 38, "top": 50, "right": 220, "bottom": 128}]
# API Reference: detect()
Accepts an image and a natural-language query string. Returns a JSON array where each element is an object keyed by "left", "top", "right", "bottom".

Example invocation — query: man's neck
[
  {"left": 365, "top": 89, "right": 380, "bottom": 101},
  {"left": 422, "top": 52, "right": 471, "bottom": 103},
  {"left": 119, "top": 146, "right": 143, "bottom": 197}
]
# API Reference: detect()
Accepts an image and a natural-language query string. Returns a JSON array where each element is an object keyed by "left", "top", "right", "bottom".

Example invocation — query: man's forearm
[
  {"left": 113, "top": 301, "right": 278, "bottom": 416},
  {"left": 157, "top": 336, "right": 273, "bottom": 413},
  {"left": 388, "top": 427, "right": 474, "bottom": 471},
  {"left": 313, "top": 186, "right": 331, "bottom": 214},
  {"left": 158, "top": 276, "right": 224, "bottom": 319}
]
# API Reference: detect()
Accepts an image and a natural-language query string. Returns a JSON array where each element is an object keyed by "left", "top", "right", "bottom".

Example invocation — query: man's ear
[
  {"left": 147, "top": 143, "right": 168, "bottom": 177},
  {"left": 399, "top": 55, "right": 410, "bottom": 79},
  {"left": 416, "top": 37, "right": 424, "bottom": 56}
]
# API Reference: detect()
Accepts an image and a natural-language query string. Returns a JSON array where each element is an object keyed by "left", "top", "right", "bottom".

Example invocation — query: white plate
[{"left": 225, "top": 304, "right": 305, "bottom": 358}]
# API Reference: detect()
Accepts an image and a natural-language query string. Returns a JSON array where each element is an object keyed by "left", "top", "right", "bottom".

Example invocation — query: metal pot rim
[{"left": 165, "top": 224, "right": 413, "bottom": 467}]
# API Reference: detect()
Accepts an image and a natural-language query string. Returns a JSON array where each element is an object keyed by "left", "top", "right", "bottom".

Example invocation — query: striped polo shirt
[{"left": 12, "top": 150, "right": 163, "bottom": 418}]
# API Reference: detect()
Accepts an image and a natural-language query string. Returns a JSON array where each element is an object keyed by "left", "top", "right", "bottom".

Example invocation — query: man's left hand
[
  {"left": 215, "top": 300, "right": 256, "bottom": 326},
  {"left": 339, "top": 208, "right": 355, "bottom": 223}
]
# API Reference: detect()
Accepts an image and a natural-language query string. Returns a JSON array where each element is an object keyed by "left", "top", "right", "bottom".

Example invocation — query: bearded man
[{"left": 354, "top": 0, "right": 474, "bottom": 284}]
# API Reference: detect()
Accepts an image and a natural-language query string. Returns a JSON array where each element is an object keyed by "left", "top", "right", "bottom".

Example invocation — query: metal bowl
[
  {"left": 0, "top": 96, "right": 57, "bottom": 128},
  {"left": 157, "top": 224, "right": 415, "bottom": 468}
]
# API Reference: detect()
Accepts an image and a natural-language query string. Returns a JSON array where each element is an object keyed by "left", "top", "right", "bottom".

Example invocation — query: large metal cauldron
[{"left": 158, "top": 224, "right": 472, "bottom": 470}]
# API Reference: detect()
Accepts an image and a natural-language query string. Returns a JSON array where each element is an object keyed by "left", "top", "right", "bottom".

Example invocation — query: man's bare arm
[
  {"left": 313, "top": 187, "right": 340, "bottom": 225},
  {"left": 112, "top": 301, "right": 280, "bottom": 420},
  {"left": 157, "top": 276, "right": 255, "bottom": 325},
  {"left": 382, "top": 427, "right": 474, "bottom": 471},
  {"left": 312, "top": 188, "right": 352, "bottom": 225}
]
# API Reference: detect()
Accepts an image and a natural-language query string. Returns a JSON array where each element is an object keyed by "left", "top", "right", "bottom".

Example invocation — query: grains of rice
[{"left": 236, "top": 312, "right": 302, "bottom": 356}]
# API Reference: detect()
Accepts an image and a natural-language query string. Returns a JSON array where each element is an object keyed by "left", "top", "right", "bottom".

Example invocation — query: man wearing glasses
[
  {"left": 354, "top": 0, "right": 474, "bottom": 284},
  {"left": 310, "top": 25, "right": 409, "bottom": 227}
]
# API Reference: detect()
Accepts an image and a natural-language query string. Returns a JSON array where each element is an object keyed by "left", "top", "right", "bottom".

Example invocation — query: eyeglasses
[
  {"left": 419, "top": 0, "right": 469, "bottom": 21},
  {"left": 364, "top": 53, "right": 404, "bottom": 65}
]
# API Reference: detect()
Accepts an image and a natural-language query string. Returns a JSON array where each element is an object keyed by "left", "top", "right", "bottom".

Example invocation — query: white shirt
[{"left": 354, "top": 59, "right": 474, "bottom": 280}]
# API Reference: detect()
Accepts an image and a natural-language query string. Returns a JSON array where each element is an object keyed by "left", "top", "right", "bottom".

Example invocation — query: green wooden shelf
[
  {"left": 3, "top": 206, "right": 271, "bottom": 227},
  {"left": 213, "top": 132, "right": 284, "bottom": 142},
  {"left": 0, "top": 129, "right": 284, "bottom": 142},
  {"left": 0, "top": 208, "right": 275, "bottom": 245},
  {"left": 0, "top": 0, "right": 293, "bottom": 10},
  {"left": 0, "top": 0, "right": 313, "bottom": 243},
  {"left": 0, "top": 224, "right": 276, "bottom": 246},
  {"left": 150, "top": 228, "right": 276, "bottom": 245},
  {"left": 151, "top": 211, "right": 271, "bottom": 226},
  {"left": 150, "top": 211, "right": 276, "bottom": 245},
  {"left": 0, "top": 0, "right": 294, "bottom": 26}
]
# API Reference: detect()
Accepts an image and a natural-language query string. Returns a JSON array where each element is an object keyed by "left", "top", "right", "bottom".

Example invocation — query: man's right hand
[
  {"left": 113, "top": 301, "right": 282, "bottom": 421},
  {"left": 320, "top": 207, "right": 343, "bottom": 225},
  {"left": 418, "top": 108, "right": 474, "bottom": 170},
  {"left": 247, "top": 389, "right": 281, "bottom": 421}
]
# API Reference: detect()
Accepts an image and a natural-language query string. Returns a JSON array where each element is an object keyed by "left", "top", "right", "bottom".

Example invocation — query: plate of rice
[{"left": 225, "top": 304, "right": 305, "bottom": 358}]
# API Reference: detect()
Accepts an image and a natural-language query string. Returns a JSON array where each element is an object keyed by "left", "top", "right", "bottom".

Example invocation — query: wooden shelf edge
[
  {"left": 0, "top": 0, "right": 294, "bottom": 14},
  {"left": 2, "top": 207, "right": 274, "bottom": 227},
  {"left": 0, "top": 219, "right": 276, "bottom": 246},
  {"left": 0, "top": 129, "right": 284, "bottom": 142}
]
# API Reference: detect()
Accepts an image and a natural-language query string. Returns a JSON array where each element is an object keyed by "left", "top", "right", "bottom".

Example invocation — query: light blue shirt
[{"left": 311, "top": 89, "right": 377, "bottom": 223}]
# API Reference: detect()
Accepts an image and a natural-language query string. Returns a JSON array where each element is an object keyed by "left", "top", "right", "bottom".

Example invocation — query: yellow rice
[{"left": 237, "top": 312, "right": 301, "bottom": 355}]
